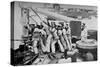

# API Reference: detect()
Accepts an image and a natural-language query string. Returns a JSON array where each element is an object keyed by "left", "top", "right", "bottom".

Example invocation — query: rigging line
[
  {"left": 29, "top": 16, "right": 38, "bottom": 25},
  {"left": 30, "top": 8, "right": 42, "bottom": 21},
  {"left": 30, "top": 8, "right": 49, "bottom": 26},
  {"left": 30, "top": 8, "right": 53, "bottom": 28},
  {"left": 30, "top": 15, "right": 37, "bottom": 17}
]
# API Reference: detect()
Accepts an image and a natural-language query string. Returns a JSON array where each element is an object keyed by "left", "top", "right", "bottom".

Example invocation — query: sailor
[
  {"left": 32, "top": 32, "right": 40, "bottom": 54},
  {"left": 57, "top": 25, "right": 65, "bottom": 52},
  {"left": 50, "top": 26, "right": 59, "bottom": 53},
  {"left": 32, "top": 25, "right": 44, "bottom": 54},
  {"left": 43, "top": 25, "right": 52, "bottom": 53},
  {"left": 81, "top": 23, "right": 88, "bottom": 40},
  {"left": 62, "top": 23, "right": 72, "bottom": 50},
  {"left": 57, "top": 24, "right": 69, "bottom": 52},
  {"left": 33, "top": 24, "right": 47, "bottom": 53}
]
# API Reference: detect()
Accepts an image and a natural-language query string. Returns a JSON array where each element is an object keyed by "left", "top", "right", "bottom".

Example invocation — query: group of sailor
[{"left": 22, "top": 21, "right": 72, "bottom": 55}]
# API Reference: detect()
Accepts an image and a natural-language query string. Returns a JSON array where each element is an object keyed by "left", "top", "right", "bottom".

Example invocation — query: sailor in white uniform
[
  {"left": 57, "top": 27, "right": 65, "bottom": 52},
  {"left": 62, "top": 23, "right": 72, "bottom": 50},
  {"left": 50, "top": 27, "right": 59, "bottom": 53},
  {"left": 32, "top": 31, "right": 40, "bottom": 54},
  {"left": 32, "top": 25, "right": 46, "bottom": 54}
]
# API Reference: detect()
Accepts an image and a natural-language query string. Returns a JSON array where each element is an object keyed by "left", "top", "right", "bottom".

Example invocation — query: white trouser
[
  {"left": 40, "top": 38, "right": 47, "bottom": 52},
  {"left": 32, "top": 40, "right": 39, "bottom": 54},
  {"left": 51, "top": 39, "right": 57, "bottom": 53},
  {"left": 63, "top": 34, "right": 72, "bottom": 50},
  {"left": 58, "top": 40, "right": 64, "bottom": 52},
  {"left": 51, "top": 39, "right": 65, "bottom": 53},
  {"left": 60, "top": 35, "right": 67, "bottom": 50},
  {"left": 45, "top": 34, "right": 52, "bottom": 52}
]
